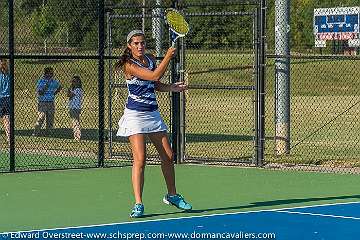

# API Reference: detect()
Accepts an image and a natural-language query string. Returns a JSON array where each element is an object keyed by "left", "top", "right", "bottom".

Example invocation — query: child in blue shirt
[
  {"left": 0, "top": 58, "right": 10, "bottom": 142},
  {"left": 33, "top": 67, "right": 62, "bottom": 136}
]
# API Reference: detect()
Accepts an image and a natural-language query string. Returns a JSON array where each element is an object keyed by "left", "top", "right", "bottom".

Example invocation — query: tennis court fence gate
[{"left": 106, "top": 2, "right": 266, "bottom": 167}]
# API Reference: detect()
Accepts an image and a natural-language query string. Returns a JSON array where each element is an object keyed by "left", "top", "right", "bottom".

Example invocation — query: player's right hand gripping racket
[{"left": 165, "top": 8, "right": 189, "bottom": 47}]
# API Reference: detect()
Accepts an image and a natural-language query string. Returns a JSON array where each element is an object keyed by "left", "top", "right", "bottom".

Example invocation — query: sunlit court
[{"left": 1, "top": 166, "right": 360, "bottom": 239}]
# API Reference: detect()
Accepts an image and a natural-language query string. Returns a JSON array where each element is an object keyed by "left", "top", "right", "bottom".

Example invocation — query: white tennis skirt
[{"left": 116, "top": 108, "right": 168, "bottom": 137}]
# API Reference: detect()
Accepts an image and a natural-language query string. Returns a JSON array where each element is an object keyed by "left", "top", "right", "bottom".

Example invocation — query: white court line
[
  {"left": 1, "top": 201, "right": 360, "bottom": 234},
  {"left": 275, "top": 210, "right": 360, "bottom": 220}
]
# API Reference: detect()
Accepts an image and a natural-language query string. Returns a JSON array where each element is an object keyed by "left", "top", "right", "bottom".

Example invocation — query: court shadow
[
  {"left": 191, "top": 194, "right": 360, "bottom": 215},
  {"left": 249, "top": 195, "right": 360, "bottom": 207},
  {"left": 139, "top": 194, "right": 360, "bottom": 218}
]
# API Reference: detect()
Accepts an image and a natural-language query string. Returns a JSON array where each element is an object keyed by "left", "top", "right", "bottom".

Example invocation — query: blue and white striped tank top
[{"left": 126, "top": 55, "right": 158, "bottom": 112}]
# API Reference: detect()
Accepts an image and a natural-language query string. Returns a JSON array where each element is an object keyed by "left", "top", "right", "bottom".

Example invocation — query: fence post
[
  {"left": 170, "top": 44, "right": 180, "bottom": 164},
  {"left": 8, "top": 0, "right": 15, "bottom": 172},
  {"left": 275, "top": 0, "right": 291, "bottom": 155},
  {"left": 255, "top": 0, "right": 266, "bottom": 166},
  {"left": 98, "top": 0, "right": 105, "bottom": 167},
  {"left": 178, "top": 30, "right": 186, "bottom": 163},
  {"left": 153, "top": 0, "right": 163, "bottom": 58},
  {"left": 170, "top": 0, "right": 181, "bottom": 163}
]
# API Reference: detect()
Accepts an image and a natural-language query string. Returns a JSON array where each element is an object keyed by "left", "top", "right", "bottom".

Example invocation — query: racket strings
[{"left": 166, "top": 11, "right": 189, "bottom": 35}]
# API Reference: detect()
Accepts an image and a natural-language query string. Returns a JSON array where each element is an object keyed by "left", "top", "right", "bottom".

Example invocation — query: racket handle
[{"left": 171, "top": 41, "right": 176, "bottom": 48}]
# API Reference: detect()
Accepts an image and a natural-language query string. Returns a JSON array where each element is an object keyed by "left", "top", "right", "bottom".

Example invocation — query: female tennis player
[{"left": 115, "top": 30, "right": 192, "bottom": 218}]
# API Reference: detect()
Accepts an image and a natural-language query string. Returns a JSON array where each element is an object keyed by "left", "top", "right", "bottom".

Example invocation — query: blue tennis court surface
[{"left": 1, "top": 202, "right": 360, "bottom": 240}]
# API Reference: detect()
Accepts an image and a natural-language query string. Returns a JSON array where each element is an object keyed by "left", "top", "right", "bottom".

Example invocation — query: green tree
[
  {"left": 31, "top": 6, "right": 58, "bottom": 53},
  {"left": 18, "top": 0, "right": 43, "bottom": 15},
  {"left": 47, "top": 0, "right": 98, "bottom": 47},
  {"left": 290, "top": 0, "right": 315, "bottom": 50}
]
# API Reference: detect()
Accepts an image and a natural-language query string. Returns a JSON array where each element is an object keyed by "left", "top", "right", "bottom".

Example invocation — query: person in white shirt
[{"left": 67, "top": 75, "right": 83, "bottom": 141}]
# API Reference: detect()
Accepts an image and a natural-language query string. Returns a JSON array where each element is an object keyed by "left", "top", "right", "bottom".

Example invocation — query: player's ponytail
[{"left": 114, "top": 47, "right": 132, "bottom": 72}]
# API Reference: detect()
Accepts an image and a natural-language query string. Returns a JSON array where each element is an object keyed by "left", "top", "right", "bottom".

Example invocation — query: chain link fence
[
  {"left": 265, "top": 1, "right": 360, "bottom": 173},
  {"left": 0, "top": 0, "right": 101, "bottom": 172},
  {"left": 183, "top": 5, "right": 258, "bottom": 165},
  {"left": 1, "top": 0, "right": 360, "bottom": 174},
  {"left": 104, "top": 1, "right": 262, "bottom": 167}
]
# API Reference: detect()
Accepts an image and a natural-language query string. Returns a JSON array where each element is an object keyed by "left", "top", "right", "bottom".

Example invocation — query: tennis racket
[{"left": 164, "top": 8, "right": 189, "bottom": 47}]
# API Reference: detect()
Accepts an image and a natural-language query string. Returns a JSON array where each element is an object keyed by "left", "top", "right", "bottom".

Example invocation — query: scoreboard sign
[{"left": 314, "top": 7, "right": 360, "bottom": 47}]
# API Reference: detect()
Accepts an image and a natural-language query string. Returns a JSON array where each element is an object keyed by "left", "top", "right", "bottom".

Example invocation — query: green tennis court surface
[
  {"left": 1, "top": 165, "right": 360, "bottom": 233},
  {"left": 0, "top": 152, "right": 97, "bottom": 171}
]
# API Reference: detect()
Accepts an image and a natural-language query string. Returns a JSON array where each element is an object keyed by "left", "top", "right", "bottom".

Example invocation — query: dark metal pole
[
  {"left": 170, "top": 0, "right": 180, "bottom": 163},
  {"left": 8, "top": 0, "right": 15, "bottom": 172},
  {"left": 255, "top": 0, "right": 266, "bottom": 166},
  {"left": 107, "top": 13, "right": 113, "bottom": 159},
  {"left": 178, "top": 36, "right": 186, "bottom": 163},
  {"left": 0, "top": 2, "right": 3, "bottom": 54},
  {"left": 170, "top": 50, "right": 180, "bottom": 163},
  {"left": 254, "top": 10, "right": 259, "bottom": 165},
  {"left": 98, "top": 0, "right": 105, "bottom": 167}
]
